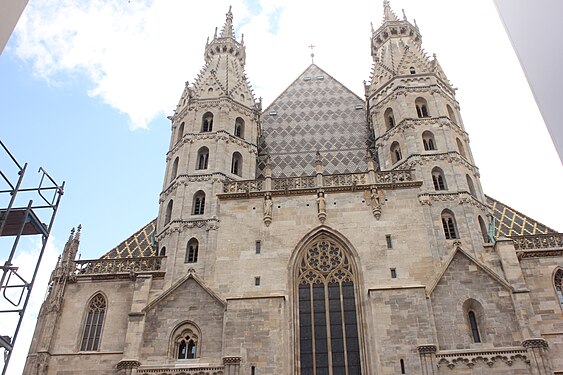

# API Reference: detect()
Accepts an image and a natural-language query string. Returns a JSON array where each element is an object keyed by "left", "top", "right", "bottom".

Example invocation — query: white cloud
[{"left": 0, "top": 237, "right": 60, "bottom": 375}]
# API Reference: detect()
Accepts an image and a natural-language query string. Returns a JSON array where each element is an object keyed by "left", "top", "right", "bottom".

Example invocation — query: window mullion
[
  {"left": 324, "top": 281, "right": 333, "bottom": 375},
  {"left": 310, "top": 283, "right": 317, "bottom": 375},
  {"left": 339, "top": 282, "right": 349, "bottom": 375}
]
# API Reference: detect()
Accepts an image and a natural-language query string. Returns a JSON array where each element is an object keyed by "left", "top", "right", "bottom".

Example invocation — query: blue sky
[{"left": 1, "top": 1, "right": 562, "bottom": 373}]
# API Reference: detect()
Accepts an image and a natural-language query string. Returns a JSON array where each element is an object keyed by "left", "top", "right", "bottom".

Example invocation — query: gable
[{"left": 257, "top": 64, "right": 372, "bottom": 178}]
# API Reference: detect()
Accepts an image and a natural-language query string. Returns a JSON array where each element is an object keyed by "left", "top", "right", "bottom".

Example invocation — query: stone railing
[
  {"left": 512, "top": 233, "right": 563, "bottom": 250},
  {"left": 323, "top": 173, "right": 368, "bottom": 187},
  {"left": 222, "top": 179, "right": 264, "bottom": 193},
  {"left": 75, "top": 256, "right": 164, "bottom": 275},
  {"left": 221, "top": 170, "right": 418, "bottom": 196},
  {"left": 435, "top": 347, "right": 528, "bottom": 369},
  {"left": 137, "top": 366, "right": 224, "bottom": 375},
  {"left": 272, "top": 175, "right": 316, "bottom": 190}
]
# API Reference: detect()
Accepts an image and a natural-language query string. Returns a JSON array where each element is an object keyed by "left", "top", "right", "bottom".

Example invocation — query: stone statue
[
  {"left": 263, "top": 193, "right": 273, "bottom": 226},
  {"left": 365, "top": 187, "right": 383, "bottom": 220},
  {"left": 317, "top": 191, "right": 327, "bottom": 223}
]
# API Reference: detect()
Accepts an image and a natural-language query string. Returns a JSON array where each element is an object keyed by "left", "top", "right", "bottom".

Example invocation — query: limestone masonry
[{"left": 24, "top": 2, "right": 563, "bottom": 375}]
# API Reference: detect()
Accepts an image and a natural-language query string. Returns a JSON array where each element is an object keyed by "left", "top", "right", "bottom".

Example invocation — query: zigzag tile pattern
[
  {"left": 257, "top": 64, "right": 372, "bottom": 178},
  {"left": 486, "top": 196, "right": 556, "bottom": 237},
  {"left": 102, "top": 219, "right": 157, "bottom": 259}
]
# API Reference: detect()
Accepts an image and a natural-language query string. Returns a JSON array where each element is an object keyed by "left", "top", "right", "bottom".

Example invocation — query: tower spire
[
  {"left": 221, "top": 6, "right": 234, "bottom": 38},
  {"left": 382, "top": 0, "right": 399, "bottom": 22}
]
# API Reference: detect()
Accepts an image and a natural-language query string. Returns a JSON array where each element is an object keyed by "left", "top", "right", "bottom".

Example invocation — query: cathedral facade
[{"left": 24, "top": 3, "right": 563, "bottom": 375}]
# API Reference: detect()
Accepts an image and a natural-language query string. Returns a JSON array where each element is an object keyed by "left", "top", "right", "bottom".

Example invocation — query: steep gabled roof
[
  {"left": 102, "top": 219, "right": 157, "bottom": 259},
  {"left": 486, "top": 195, "right": 557, "bottom": 237},
  {"left": 257, "top": 64, "right": 372, "bottom": 178}
]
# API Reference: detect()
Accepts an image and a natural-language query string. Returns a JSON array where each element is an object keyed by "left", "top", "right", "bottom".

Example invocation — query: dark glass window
[
  {"left": 468, "top": 311, "right": 481, "bottom": 343},
  {"left": 386, "top": 235, "right": 392, "bottom": 249},
  {"left": 298, "top": 237, "right": 362, "bottom": 375},
  {"left": 186, "top": 239, "right": 198, "bottom": 263},
  {"left": 80, "top": 294, "right": 106, "bottom": 351}
]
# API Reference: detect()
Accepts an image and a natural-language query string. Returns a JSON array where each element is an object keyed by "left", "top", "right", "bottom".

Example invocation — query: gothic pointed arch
[
  {"left": 554, "top": 268, "right": 563, "bottom": 310},
  {"left": 80, "top": 292, "right": 107, "bottom": 351},
  {"left": 291, "top": 227, "right": 365, "bottom": 375}
]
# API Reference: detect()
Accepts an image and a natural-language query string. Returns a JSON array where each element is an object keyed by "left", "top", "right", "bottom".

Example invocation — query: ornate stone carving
[
  {"left": 75, "top": 257, "right": 163, "bottom": 275},
  {"left": 417, "top": 344, "right": 437, "bottom": 354},
  {"left": 365, "top": 186, "right": 383, "bottom": 219},
  {"left": 512, "top": 234, "right": 563, "bottom": 251},
  {"left": 317, "top": 191, "right": 327, "bottom": 223},
  {"left": 435, "top": 348, "right": 529, "bottom": 369},
  {"left": 263, "top": 193, "right": 272, "bottom": 227},
  {"left": 522, "top": 338, "right": 549, "bottom": 349},
  {"left": 116, "top": 360, "right": 141, "bottom": 370}
]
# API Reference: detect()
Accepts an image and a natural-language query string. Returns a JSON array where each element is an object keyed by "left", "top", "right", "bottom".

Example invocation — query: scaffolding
[{"left": 0, "top": 140, "right": 64, "bottom": 375}]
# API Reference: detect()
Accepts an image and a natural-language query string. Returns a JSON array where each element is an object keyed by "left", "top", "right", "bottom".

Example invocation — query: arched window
[
  {"left": 235, "top": 117, "right": 245, "bottom": 138},
  {"left": 80, "top": 293, "right": 106, "bottom": 351},
  {"left": 456, "top": 138, "right": 466, "bottom": 158},
  {"left": 431, "top": 167, "right": 447, "bottom": 190},
  {"left": 231, "top": 152, "right": 242, "bottom": 176},
  {"left": 468, "top": 311, "right": 481, "bottom": 343},
  {"left": 441, "top": 209, "right": 458, "bottom": 239},
  {"left": 466, "top": 174, "right": 476, "bottom": 196},
  {"left": 201, "top": 112, "right": 213, "bottom": 132},
  {"left": 447, "top": 104, "right": 457, "bottom": 123},
  {"left": 415, "top": 97, "right": 430, "bottom": 118},
  {"left": 160, "top": 247, "right": 166, "bottom": 256},
  {"left": 384, "top": 107, "right": 395, "bottom": 130},
  {"left": 297, "top": 235, "right": 362, "bottom": 375},
  {"left": 177, "top": 122, "right": 185, "bottom": 144},
  {"left": 192, "top": 191, "right": 205, "bottom": 215},
  {"left": 170, "top": 157, "right": 179, "bottom": 181},
  {"left": 478, "top": 216, "right": 489, "bottom": 243},
  {"left": 390, "top": 141, "right": 402, "bottom": 164},
  {"left": 555, "top": 269, "right": 563, "bottom": 309},
  {"left": 463, "top": 299, "right": 484, "bottom": 343},
  {"left": 422, "top": 130, "right": 436, "bottom": 150},
  {"left": 196, "top": 147, "right": 209, "bottom": 170},
  {"left": 186, "top": 238, "right": 199, "bottom": 263},
  {"left": 173, "top": 325, "right": 199, "bottom": 360},
  {"left": 409, "top": 66, "right": 416, "bottom": 74},
  {"left": 165, "top": 200, "right": 173, "bottom": 225}
]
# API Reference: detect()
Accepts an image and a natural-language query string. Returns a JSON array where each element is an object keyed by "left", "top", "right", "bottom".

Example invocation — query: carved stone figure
[
  {"left": 317, "top": 191, "right": 327, "bottom": 223},
  {"left": 263, "top": 193, "right": 273, "bottom": 226}
]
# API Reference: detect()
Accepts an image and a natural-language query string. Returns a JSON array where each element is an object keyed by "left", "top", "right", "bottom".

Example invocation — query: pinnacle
[
  {"left": 221, "top": 6, "right": 235, "bottom": 38},
  {"left": 383, "top": 0, "right": 400, "bottom": 22}
]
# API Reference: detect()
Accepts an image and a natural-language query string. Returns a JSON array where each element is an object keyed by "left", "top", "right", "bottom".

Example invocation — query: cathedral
[{"left": 24, "top": 2, "right": 563, "bottom": 375}]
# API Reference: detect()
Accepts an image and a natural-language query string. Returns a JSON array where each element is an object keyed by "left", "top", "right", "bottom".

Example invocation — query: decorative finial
[
  {"left": 382, "top": 0, "right": 399, "bottom": 22},
  {"left": 75, "top": 224, "right": 82, "bottom": 240},
  {"left": 214, "top": 27, "right": 217, "bottom": 38},
  {"left": 206, "top": 36, "right": 209, "bottom": 46},
  {"left": 308, "top": 44, "right": 316, "bottom": 64},
  {"left": 371, "top": 22, "right": 374, "bottom": 34},
  {"left": 241, "top": 33, "right": 244, "bottom": 44},
  {"left": 402, "top": 8, "right": 407, "bottom": 20},
  {"left": 221, "top": 6, "right": 234, "bottom": 38},
  {"left": 414, "top": 18, "right": 418, "bottom": 28}
]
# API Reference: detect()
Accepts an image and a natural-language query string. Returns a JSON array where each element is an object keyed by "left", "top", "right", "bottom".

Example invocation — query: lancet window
[
  {"left": 165, "top": 200, "right": 173, "bottom": 225},
  {"left": 231, "top": 152, "right": 242, "bottom": 176},
  {"left": 422, "top": 130, "right": 436, "bottom": 151},
  {"left": 192, "top": 191, "right": 205, "bottom": 215},
  {"left": 441, "top": 210, "right": 458, "bottom": 239},
  {"left": 197, "top": 147, "right": 209, "bottom": 170},
  {"left": 384, "top": 107, "right": 395, "bottom": 130},
  {"left": 432, "top": 167, "right": 447, "bottom": 190},
  {"left": 390, "top": 141, "right": 402, "bottom": 164},
  {"left": 80, "top": 293, "right": 106, "bottom": 351},
  {"left": 235, "top": 117, "right": 245, "bottom": 138},
  {"left": 174, "top": 326, "right": 199, "bottom": 360},
  {"left": 297, "top": 236, "right": 362, "bottom": 375},
  {"left": 415, "top": 97, "right": 429, "bottom": 118},
  {"left": 202, "top": 112, "right": 213, "bottom": 132},
  {"left": 555, "top": 269, "right": 563, "bottom": 309},
  {"left": 186, "top": 238, "right": 199, "bottom": 263}
]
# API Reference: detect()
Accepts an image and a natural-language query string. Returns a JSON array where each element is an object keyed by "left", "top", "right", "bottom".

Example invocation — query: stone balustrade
[
  {"left": 221, "top": 170, "right": 418, "bottom": 197},
  {"left": 75, "top": 256, "right": 164, "bottom": 275},
  {"left": 512, "top": 233, "right": 563, "bottom": 259},
  {"left": 512, "top": 233, "right": 563, "bottom": 250},
  {"left": 435, "top": 347, "right": 529, "bottom": 369}
]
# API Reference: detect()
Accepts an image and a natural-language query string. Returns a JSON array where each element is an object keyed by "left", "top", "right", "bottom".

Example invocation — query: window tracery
[
  {"left": 174, "top": 326, "right": 199, "bottom": 359},
  {"left": 80, "top": 293, "right": 106, "bottom": 351},
  {"left": 297, "top": 236, "right": 362, "bottom": 375}
]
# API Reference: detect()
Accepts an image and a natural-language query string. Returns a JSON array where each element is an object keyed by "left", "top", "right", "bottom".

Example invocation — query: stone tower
[
  {"left": 21, "top": 3, "right": 561, "bottom": 375},
  {"left": 157, "top": 7, "right": 261, "bottom": 284},
  {"left": 367, "top": 1, "right": 491, "bottom": 256}
]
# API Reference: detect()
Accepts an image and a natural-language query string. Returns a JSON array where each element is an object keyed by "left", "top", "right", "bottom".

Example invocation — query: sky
[{"left": 1, "top": 0, "right": 562, "bottom": 373}]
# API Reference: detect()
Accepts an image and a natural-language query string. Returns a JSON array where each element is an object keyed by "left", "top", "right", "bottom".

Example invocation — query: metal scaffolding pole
[{"left": 0, "top": 140, "right": 64, "bottom": 374}]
